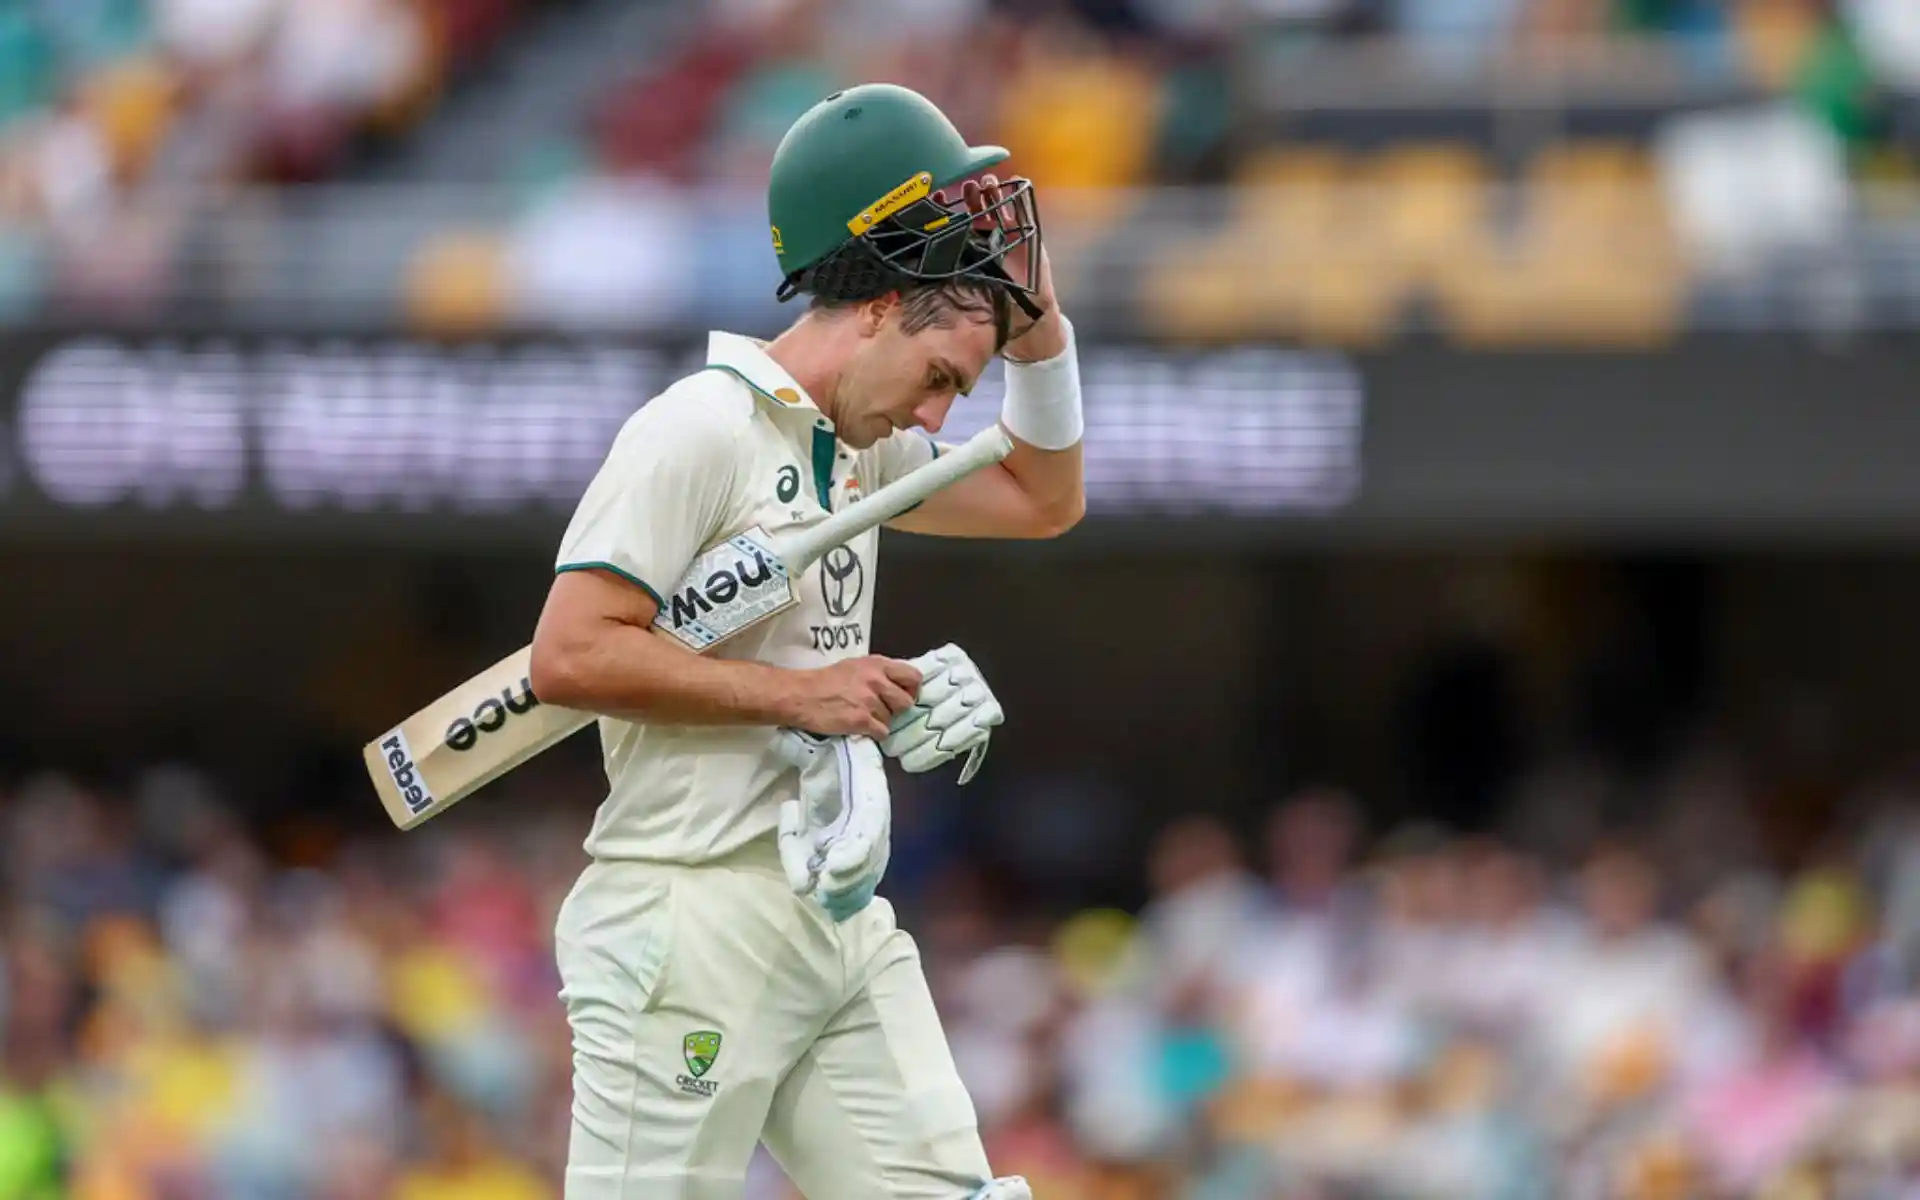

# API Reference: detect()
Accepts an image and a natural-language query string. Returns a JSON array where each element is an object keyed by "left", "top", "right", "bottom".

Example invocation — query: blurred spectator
[
  {"left": 1680, "top": 952, "right": 1846, "bottom": 1194},
  {"left": 393, "top": 1089, "right": 547, "bottom": 1200},
  {"left": 1537, "top": 843, "right": 1734, "bottom": 1107},
  {"left": 1136, "top": 814, "right": 1266, "bottom": 1010},
  {"left": 1264, "top": 785, "right": 1361, "bottom": 912},
  {"left": 3, "top": 742, "right": 1920, "bottom": 1194}
]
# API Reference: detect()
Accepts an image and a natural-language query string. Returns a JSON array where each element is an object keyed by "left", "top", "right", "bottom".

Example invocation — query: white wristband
[{"left": 999, "top": 315, "right": 1083, "bottom": 451}]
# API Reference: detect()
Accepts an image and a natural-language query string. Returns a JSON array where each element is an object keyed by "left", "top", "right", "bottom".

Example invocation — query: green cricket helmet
[{"left": 767, "top": 83, "right": 1044, "bottom": 321}]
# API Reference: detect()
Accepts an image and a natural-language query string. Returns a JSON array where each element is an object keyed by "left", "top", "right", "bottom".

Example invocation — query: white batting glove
[
  {"left": 881, "top": 643, "right": 1004, "bottom": 785},
  {"left": 773, "top": 729, "right": 892, "bottom": 923}
]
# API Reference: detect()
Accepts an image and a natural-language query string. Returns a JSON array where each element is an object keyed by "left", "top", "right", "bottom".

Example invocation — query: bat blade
[{"left": 364, "top": 647, "right": 586, "bottom": 831}]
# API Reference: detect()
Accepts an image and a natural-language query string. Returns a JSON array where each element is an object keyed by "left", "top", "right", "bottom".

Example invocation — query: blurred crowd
[
  {"left": 0, "top": 0, "right": 1915, "bottom": 336},
  {"left": 581, "top": 0, "right": 1920, "bottom": 191},
  {"left": 7, "top": 742, "right": 1920, "bottom": 1198},
  {"left": 423, "top": 0, "right": 1920, "bottom": 336},
  {"left": 0, "top": 0, "right": 537, "bottom": 203},
  {"left": 0, "top": 0, "right": 557, "bottom": 321}
]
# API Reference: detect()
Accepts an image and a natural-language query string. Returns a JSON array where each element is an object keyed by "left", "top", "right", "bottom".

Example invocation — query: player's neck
[{"left": 764, "top": 319, "right": 851, "bottom": 430}]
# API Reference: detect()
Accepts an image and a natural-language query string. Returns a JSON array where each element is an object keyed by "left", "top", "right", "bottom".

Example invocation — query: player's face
[{"left": 838, "top": 310, "right": 998, "bottom": 450}]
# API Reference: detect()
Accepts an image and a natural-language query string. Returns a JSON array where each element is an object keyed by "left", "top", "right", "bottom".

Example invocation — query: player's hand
[
  {"left": 787, "top": 656, "right": 923, "bottom": 739},
  {"left": 956, "top": 172, "right": 1065, "bottom": 363},
  {"left": 880, "top": 643, "right": 1003, "bottom": 784}
]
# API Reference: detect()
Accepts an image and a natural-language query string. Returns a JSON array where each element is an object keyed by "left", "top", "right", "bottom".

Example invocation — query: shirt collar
[{"left": 706, "top": 331, "right": 828, "bottom": 424}]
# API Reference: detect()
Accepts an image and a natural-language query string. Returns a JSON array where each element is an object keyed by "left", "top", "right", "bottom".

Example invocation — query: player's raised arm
[{"left": 884, "top": 173, "right": 1086, "bottom": 541}]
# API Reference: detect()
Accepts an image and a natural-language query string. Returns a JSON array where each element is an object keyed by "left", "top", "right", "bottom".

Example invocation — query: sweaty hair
[{"left": 811, "top": 277, "right": 1012, "bottom": 353}]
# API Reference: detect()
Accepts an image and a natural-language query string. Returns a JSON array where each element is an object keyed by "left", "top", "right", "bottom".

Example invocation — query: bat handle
[{"left": 788, "top": 424, "right": 1013, "bottom": 564}]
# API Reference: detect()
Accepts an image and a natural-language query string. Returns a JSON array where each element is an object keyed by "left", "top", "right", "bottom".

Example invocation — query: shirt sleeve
[
  {"left": 867, "top": 427, "right": 941, "bottom": 491},
  {"left": 554, "top": 385, "right": 742, "bottom": 607}
]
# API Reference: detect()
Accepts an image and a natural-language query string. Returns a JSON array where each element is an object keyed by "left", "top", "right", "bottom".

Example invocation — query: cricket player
[{"left": 528, "top": 82, "right": 1085, "bottom": 1199}]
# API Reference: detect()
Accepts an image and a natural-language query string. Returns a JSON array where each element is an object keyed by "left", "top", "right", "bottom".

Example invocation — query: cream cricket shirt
[{"left": 554, "top": 332, "right": 939, "bottom": 864}]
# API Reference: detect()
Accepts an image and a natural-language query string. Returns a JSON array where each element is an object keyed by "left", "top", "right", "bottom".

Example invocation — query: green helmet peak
[{"left": 767, "top": 83, "right": 1043, "bottom": 320}]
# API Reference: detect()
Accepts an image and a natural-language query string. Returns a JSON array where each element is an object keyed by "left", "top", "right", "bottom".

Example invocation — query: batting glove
[
  {"left": 881, "top": 643, "right": 1004, "bottom": 785},
  {"left": 773, "top": 729, "right": 892, "bottom": 923}
]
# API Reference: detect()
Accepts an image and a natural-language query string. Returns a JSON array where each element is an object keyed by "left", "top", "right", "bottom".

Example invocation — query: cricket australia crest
[
  {"left": 683, "top": 1030, "right": 722, "bottom": 1077},
  {"left": 679, "top": 1030, "right": 723, "bottom": 1096}
]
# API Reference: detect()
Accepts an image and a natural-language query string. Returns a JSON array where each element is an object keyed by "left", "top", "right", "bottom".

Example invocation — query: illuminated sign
[{"left": 7, "top": 336, "right": 1364, "bottom": 519}]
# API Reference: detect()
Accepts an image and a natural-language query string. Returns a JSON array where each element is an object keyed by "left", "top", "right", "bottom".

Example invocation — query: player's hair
[{"left": 811, "top": 277, "right": 1012, "bottom": 354}]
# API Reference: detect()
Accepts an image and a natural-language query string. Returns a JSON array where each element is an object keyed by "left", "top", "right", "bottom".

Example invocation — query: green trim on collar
[
  {"left": 810, "top": 426, "right": 837, "bottom": 510},
  {"left": 703, "top": 333, "right": 818, "bottom": 412},
  {"left": 700, "top": 364, "right": 792, "bottom": 410},
  {"left": 699, "top": 362, "right": 838, "bottom": 508}
]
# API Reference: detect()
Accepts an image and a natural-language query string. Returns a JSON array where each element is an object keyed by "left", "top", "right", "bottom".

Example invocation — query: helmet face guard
[{"left": 777, "top": 174, "right": 1045, "bottom": 324}]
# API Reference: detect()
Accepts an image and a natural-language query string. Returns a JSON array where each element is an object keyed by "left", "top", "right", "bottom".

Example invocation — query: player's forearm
[
  {"left": 530, "top": 619, "right": 799, "bottom": 727},
  {"left": 1000, "top": 438, "right": 1085, "bottom": 536}
]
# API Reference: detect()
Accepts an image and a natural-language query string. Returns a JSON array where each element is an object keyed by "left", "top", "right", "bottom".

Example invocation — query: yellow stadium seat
[
  {"left": 1437, "top": 207, "right": 1683, "bottom": 348},
  {"left": 1134, "top": 233, "right": 1262, "bottom": 341},
  {"left": 1234, "top": 145, "right": 1350, "bottom": 189},
  {"left": 1371, "top": 142, "right": 1490, "bottom": 187},
  {"left": 403, "top": 229, "right": 511, "bottom": 335},
  {"left": 1289, "top": 251, "right": 1404, "bottom": 347},
  {"left": 1508, "top": 141, "right": 1683, "bottom": 345},
  {"left": 1527, "top": 140, "right": 1651, "bottom": 187},
  {"left": 1231, "top": 146, "right": 1349, "bottom": 231},
  {"left": 1368, "top": 142, "right": 1493, "bottom": 275}
]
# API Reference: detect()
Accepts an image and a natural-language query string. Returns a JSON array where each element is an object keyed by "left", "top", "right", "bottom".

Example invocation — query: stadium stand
[{"left": 0, "top": 0, "right": 1916, "bottom": 342}]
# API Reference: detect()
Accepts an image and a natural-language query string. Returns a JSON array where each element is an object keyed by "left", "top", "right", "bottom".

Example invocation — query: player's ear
[{"left": 856, "top": 292, "right": 898, "bottom": 338}]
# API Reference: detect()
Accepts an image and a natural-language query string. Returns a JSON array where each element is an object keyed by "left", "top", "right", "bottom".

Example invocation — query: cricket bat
[{"left": 365, "top": 423, "right": 1016, "bottom": 830}]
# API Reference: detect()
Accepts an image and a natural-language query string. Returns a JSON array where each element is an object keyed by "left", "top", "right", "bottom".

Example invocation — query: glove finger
[
  {"left": 924, "top": 690, "right": 974, "bottom": 732},
  {"left": 884, "top": 707, "right": 933, "bottom": 745},
  {"left": 957, "top": 740, "right": 989, "bottom": 785},
  {"left": 819, "top": 869, "right": 883, "bottom": 921},
  {"left": 918, "top": 666, "right": 961, "bottom": 706},
  {"left": 778, "top": 800, "right": 818, "bottom": 895},
  {"left": 819, "top": 832, "right": 873, "bottom": 881},
  {"left": 914, "top": 644, "right": 963, "bottom": 675},
  {"left": 883, "top": 717, "right": 937, "bottom": 759},
  {"left": 899, "top": 740, "right": 956, "bottom": 775},
  {"left": 905, "top": 649, "right": 944, "bottom": 677},
  {"left": 886, "top": 704, "right": 919, "bottom": 737},
  {"left": 829, "top": 808, "right": 885, "bottom": 866}
]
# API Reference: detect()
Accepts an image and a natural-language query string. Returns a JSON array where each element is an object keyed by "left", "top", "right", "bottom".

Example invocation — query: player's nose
[{"left": 913, "top": 394, "right": 952, "bottom": 434}]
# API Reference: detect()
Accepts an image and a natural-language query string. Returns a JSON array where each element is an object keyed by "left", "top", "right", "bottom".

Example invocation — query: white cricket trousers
[{"left": 553, "top": 839, "right": 993, "bottom": 1199}]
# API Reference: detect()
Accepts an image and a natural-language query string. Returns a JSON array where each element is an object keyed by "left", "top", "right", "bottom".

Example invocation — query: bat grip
[{"left": 786, "top": 424, "right": 1013, "bottom": 565}]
